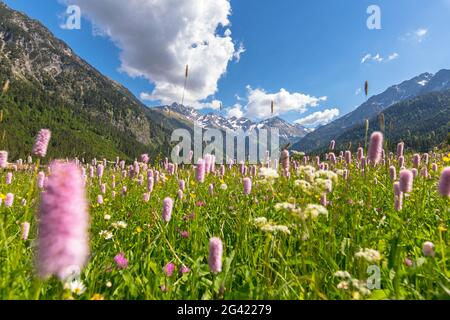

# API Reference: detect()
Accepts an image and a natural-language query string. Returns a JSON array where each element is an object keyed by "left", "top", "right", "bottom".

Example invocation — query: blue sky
[{"left": 3, "top": 0, "right": 450, "bottom": 127}]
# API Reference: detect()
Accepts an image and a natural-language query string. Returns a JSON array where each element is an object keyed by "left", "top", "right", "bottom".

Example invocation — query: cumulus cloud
[
  {"left": 62, "top": 0, "right": 242, "bottom": 108},
  {"left": 226, "top": 104, "right": 244, "bottom": 118},
  {"left": 294, "top": 108, "right": 340, "bottom": 126},
  {"left": 204, "top": 100, "right": 223, "bottom": 110},
  {"left": 244, "top": 86, "right": 327, "bottom": 120}
]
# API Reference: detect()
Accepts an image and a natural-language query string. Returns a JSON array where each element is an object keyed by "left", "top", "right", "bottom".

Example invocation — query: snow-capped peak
[{"left": 155, "top": 104, "right": 309, "bottom": 144}]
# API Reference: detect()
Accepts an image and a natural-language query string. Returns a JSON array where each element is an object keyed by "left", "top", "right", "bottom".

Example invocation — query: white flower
[
  {"left": 220, "top": 184, "right": 228, "bottom": 190},
  {"left": 104, "top": 214, "right": 111, "bottom": 220},
  {"left": 271, "top": 225, "right": 290, "bottom": 234},
  {"left": 349, "top": 279, "right": 371, "bottom": 295},
  {"left": 314, "top": 170, "right": 338, "bottom": 182},
  {"left": 260, "top": 224, "right": 275, "bottom": 233},
  {"left": 351, "top": 279, "right": 363, "bottom": 288},
  {"left": 65, "top": 280, "right": 86, "bottom": 295},
  {"left": 260, "top": 223, "right": 290, "bottom": 235},
  {"left": 112, "top": 221, "right": 127, "bottom": 229},
  {"left": 99, "top": 230, "right": 113, "bottom": 240},
  {"left": 297, "top": 166, "right": 316, "bottom": 182},
  {"left": 253, "top": 217, "right": 268, "bottom": 226},
  {"left": 106, "top": 281, "right": 112, "bottom": 288},
  {"left": 259, "top": 167, "right": 279, "bottom": 179},
  {"left": 294, "top": 180, "right": 312, "bottom": 190},
  {"left": 337, "top": 281, "right": 349, "bottom": 290},
  {"left": 302, "top": 204, "right": 328, "bottom": 219},
  {"left": 314, "top": 178, "right": 332, "bottom": 193},
  {"left": 355, "top": 248, "right": 381, "bottom": 263},
  {"left": 274, "top": 202, "right": 295, "bottom": 211},
  {"left": 298, "top": 165, "right": 316, "bottom": 176}
]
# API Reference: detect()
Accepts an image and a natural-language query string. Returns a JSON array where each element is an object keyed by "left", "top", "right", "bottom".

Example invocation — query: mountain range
[
  {"left": 153, "top": 103, "right": 309, "bottom": 145},
  {"left": 332, "top": 89, "right": 450, "bottom": 152},
  {"left": 0, "top": 2, "right": 308, "bottom": 160},
  {"left": 0, "top": 2, "right": 448, "bottom": 161},
  {"left": 0, "top": 2, "right": 188, "bottom": 161},
  {"left": 293, "top": 69, "right": 450, "bottom": 153}
]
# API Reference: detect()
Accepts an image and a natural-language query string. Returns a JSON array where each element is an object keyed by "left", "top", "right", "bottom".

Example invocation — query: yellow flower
[
  {"left": 135, "top": 227, "right": 143, "bottom": 233},
  {"left": 438, "top": 225, "right": 447, "bottom": 232},
  {"left": 352, "top": 291, "right": 361, "bottom": 300},
  {"left": 444, "top": 157, "right": 450, "bottom": 162},
  {"left": 90, "top": 294, "right": 104, "bottom": 300},
  {"left": 190, "top": 193, "right": 196, "bottom": 199}
]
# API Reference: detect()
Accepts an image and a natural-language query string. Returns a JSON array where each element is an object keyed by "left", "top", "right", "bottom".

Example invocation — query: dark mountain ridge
[
  {"left": 0, "top": 2, "right": 175, "bottom": 161},
  {"left": 329, "top": 89, "right": 450, "bottom": 153}
]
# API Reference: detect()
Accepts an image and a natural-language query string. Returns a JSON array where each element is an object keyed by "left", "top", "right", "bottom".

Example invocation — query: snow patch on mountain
[{"left": 156, "top": 103, "right": 309, "bottom": 143}]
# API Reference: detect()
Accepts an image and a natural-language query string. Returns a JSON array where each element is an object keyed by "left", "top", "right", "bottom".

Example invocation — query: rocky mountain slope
[
  {"left": 156, "top": 103, "right": 308, "bottom": 145},
  {"left": 0, "top": 2, "right": 175, "bottom": 161}
]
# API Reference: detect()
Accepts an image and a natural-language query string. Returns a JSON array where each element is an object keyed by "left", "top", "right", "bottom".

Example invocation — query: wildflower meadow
[{"left": 0, "top": 130, "right": 449, "bottom": 300}]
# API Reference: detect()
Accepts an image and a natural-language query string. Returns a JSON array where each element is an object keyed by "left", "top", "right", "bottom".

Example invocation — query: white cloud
[
  {"left": 244, "top": 87, "right": 327, "bottom": 120},
  {"left": 62, "top": 0, "right": 242, "bottom": 108},
  {"left": 361, "top": 54, "right": 372, "bottom": 64},
  {"left": 361, "top": 53, "right": 383, "bottom": 63},
  {"left": 415, "top": 28, "right": 428, "bottom": 40},
  {"left": 401, "top": 28, "right": 428, "bottom": 43},
  {"left": 235, "top": 94, "right": 244, "bottom": 101},
  {"left": 361, "top": 53, "right": 399, "bottom": 64},
  {"left": 227, "top": 104, "right": 244, "bottom": 118},
  {"left": 204, "top": 99, "right": 222, "bottom": 110},
  {"left": 233, "top": 42, "right": 246, "bottom": 62},
  {"left": 388, "top": 52, "right": 399, "bottom": 61},
  {"left": 372, "top": 54, "right": 383, "bottom": 62},
  {"left": 294, "top": 108, "right": 340, "bottom": 126}
]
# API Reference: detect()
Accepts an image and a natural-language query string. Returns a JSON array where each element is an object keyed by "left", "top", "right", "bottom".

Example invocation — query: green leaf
[{"left": 369, "top": 289, "right": 389, "bottom": 300}]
